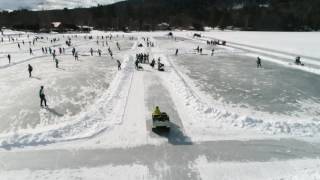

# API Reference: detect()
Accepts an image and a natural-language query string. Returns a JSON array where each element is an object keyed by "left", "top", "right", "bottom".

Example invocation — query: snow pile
[
  {"left": 192, "top": 155, "right": 320, "bottom": 180},
  {"left": 0, "top": 164, "right": 153, "bottom": 180}
]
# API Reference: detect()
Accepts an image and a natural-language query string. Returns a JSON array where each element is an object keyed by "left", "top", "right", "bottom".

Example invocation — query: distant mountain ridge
[
  {"left": 0, "top": 0, "right": 123, "bottom": 11},
  {"left": 0, "top": 0, "right": 319, "bottom": 31}
]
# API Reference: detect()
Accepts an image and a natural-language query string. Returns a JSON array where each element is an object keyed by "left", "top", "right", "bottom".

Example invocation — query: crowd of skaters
[
  {"left": 1, "top": 32, "right": 128, "bottom": 108},
  {"left": 136, "top": 53, "right": 150, "bottom": 64},
  {"left": 2, "top": 31, "right": 306, "bottom": 109}
]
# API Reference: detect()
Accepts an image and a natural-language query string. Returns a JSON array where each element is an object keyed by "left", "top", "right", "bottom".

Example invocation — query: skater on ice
[
  {"left": 158, "top": 58, "right": 165, "bottom": 71},
  {"left": 75, "top": 52, "right": 79, "bottom": 61},
  {"left": 28, "top": 64, "right": 33, "bottom": 77},
  {"left": 257, "top": 57, "right": 262, "bottom": 68},
  {"left": 196, "top": 46, "right": 200, "bottom": 53},
  {"left": 52, "top": 51, "right": 56, "bottom": 60},
  {"left": 211, "top": 49, "right": 215, "bottom": 56},
  {"left": 7, "top": 54, "right": 11, "bottom": 64},
  {"left": 135, "top": 59, "right": 140, "bottom": 70},
  {"left": 117, "top": 60, "right": 121, "bottom": 70},
  {"left": 150, "top": 58, "right": 156, "bottom": 68},
  {"left": 39, "top": 86, "right": 48, "bottom": 107},
  {"left": 116, "top": 42, "right": 120, "bottom": 50},
  {"left": 55, "top": 58, "right": 59, "bottom": 68},
  {"left": 72, "top": 47, "right": 76, "bottom": 56}
]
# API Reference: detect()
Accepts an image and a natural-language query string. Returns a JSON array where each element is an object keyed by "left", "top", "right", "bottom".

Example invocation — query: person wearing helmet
[{"left": 153, "top": 106, "right": 161, "bottom": 117}]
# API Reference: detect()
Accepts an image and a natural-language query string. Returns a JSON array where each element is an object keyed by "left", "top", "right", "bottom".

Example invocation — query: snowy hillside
[{"left": 0, "top": 0, "right": 123, "bottom": 10}]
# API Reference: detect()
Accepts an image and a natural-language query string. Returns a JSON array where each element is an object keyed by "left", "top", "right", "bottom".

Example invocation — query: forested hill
[{"left": 0, "top": 0, "right": 319, "bottom": 31}]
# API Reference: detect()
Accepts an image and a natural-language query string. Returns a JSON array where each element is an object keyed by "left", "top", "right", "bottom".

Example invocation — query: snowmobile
[
  {"left": 193, "top": 33, "right": 201, "bottom": 38},
  {"left": 295, "top": 56, "right": 305, "bottom": 66},
  {"left": 152, "top": 112, "right": 170, "bottom": 131}
]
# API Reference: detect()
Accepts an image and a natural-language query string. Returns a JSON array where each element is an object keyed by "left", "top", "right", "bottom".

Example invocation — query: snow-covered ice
[
  {"left": 1, "top": 164, "right": 152, "bottom": 180},
  {"left": 203, "top": 31, "right": 320, "bottom": 59},
  {"left": 0, "top": 29, "right": 320, "bottom": 179},
  {"left": 192, "top": 156, "right": 320, "bottom": 180}
]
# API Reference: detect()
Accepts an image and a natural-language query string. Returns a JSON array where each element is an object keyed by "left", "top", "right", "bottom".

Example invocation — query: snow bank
[{"left": 192, "top": 155, "right": 320, "bottom": 180}]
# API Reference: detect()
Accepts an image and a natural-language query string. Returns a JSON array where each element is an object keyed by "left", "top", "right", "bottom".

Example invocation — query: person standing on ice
[
  {"left": 116, "top": 42, "right": 120, "bottom": 50},
  {"left": 90, "top": 48, "right": 94, "bottom": 56},
  {"left": 175, "top": 49, "right": 179, "bottom": 56},
  {"left": 257, "top": 57, "right": 262, "bottom": 68},
  {"left": 28, "top": 64, "right": 33, "bottom": 78},
  {"left": 72, "top": 48, "right": 76, "bottom": 56},
  {"left": 7, "top": 54, "right": 11, "bottom": 64},
  {"left": 29, "top": 48, "right": 33, "bottom": 55},
  {"left": 55, "top": 58, "right": 59, "bottom": 68},
  {"left": 75, "top": 52, "right": 79, "bottom": 61},
  {"left": 98, "top": 49, "right": 102, "bottom": 57},
  {"left": 108, "top": 48, "right": 113, "bottom": 59},
  {"left": 117, "top": 60, "right": 121, "bottom": 70},
  {"left": 52, "top": 52, "right": 56, "bottom": 61},
  {"left": 135, "top": 59, "right": 140, "bottom": 70},
  {"left": 196, "top": 46, "right": 200, "bottom": 53},
  {"left": 150, "top": 58, "right": 156, "bottom": 68},
  {"left": 39, "top": 86, "right": 48, "bottom": 107},
  {"left": 211, "top": 49, "right": 215, "bottom": 56}
]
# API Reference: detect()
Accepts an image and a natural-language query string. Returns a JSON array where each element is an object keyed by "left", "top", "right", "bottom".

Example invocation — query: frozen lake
[{"left": 0, "top": 30, "right": 320, "bottom": 180}]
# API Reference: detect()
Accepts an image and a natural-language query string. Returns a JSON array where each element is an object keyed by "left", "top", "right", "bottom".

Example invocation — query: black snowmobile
[
  {"left": 152, "top": 112, "right": 170, "bottom": 131},
  {"left": 295, "top": 56, "right": 304, "bottom": 66}
]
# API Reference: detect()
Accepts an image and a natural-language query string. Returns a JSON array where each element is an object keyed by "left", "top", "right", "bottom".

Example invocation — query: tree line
[{"left": 0, "top": 0, "right": 319, "bottom": 31}]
